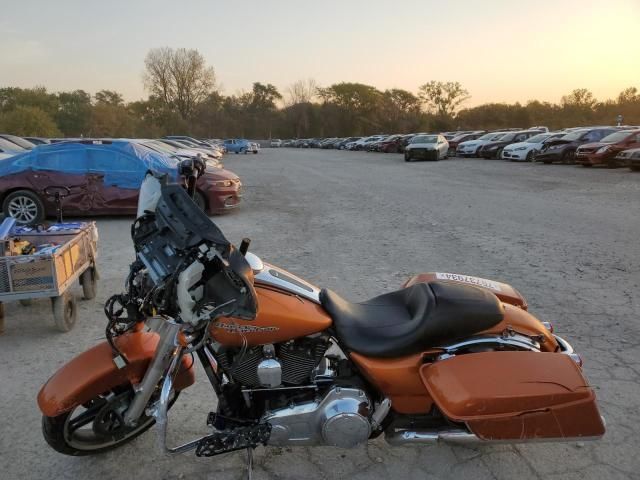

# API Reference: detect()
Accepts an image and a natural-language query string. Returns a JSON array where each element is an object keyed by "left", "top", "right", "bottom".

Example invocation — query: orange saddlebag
[{"left": 420, "top": 351, "right": 605, "bottom": 441}]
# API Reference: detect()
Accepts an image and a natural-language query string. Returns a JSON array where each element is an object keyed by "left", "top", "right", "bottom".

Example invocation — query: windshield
[
  {"left": 489, "top": 133, "right": 506, "bottom": 141},
  {"left": 0, "top": 138, "right": 27, "bottom": 151},
  {"left": 561, "top": 130, "right": 588, "bottom": 141},
  {"left": 526, "top": 134, "right": 551, "bottom": 143},
  {"left": 477, "top": 133, "right": 496, "bottom": 140},
  {"left": 600, "top": 131, "right": 634, "bottom": 143},
  {"left": 411, "top": 135, "right": 437, "bottom": 144},
  {"left": 0, "top": 135, "right": 34, "bottom": 150},
  {"left": 142, "top": 140, "right": 178, "bottom": 154}
]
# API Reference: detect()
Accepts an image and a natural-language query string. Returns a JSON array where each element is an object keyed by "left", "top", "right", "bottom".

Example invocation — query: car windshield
[
  {"left": 488, "top": 133, "right": 506, "bottom": 140},
  {"left": 526, "top": 134, "right": 551, "bottom": 143},
  {"left": 0, "top": 138, "right": 27, "bottom": 151},
  {"left": 1, "top": 135, "right": 34, "bottom": 150},
  {"left": 477, "top": 133, "right": 496, "bottom": 140},
  {"left": 561, "top": 130, "right": 588, "bottom": 141},
  {"left": 600, "top": 131, "right": 634, "bottom": 143},
  {"left": 411, "top": 135, "right": 437, "bottom": 144}
]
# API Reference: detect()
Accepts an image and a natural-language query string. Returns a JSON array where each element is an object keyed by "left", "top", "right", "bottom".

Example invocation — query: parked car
[
  {"left": 0, "top": 140, "right": 242, "bottom": 224},
  {"left": 575, "top": 129, "right": 640, "bottom": 167},
  {"left": 0, "top": 134, "right": 36, "bottom": 150},
  {"left": 163, "top": 135, "right": 216, "bottom": 151},
  {"left": 160, "top": 139, "right": 222, "bottom": 160},
  {"left": 133, "top": 139, "right": 222, "bottom": 169},
  {"left": 501, "top": 132, "right": 566, "bottom": 162},
  {"left": 621, "top": 148, "right": 640, "bottom": 171},
  {"left": 270, "top": 139, "right": 282, "bottom": 148},
  {"left": 23, "top": 137, "right": 51, "bottom": 145},
  {"left": 375, "top": 135, "right": 404, "bottom": 153},
  {"left": 456, "top": 132, "right": 509, "bottom": 157},
  {"left": 0, "top": 137, "right": 29, "bottom": 157},
  {"left": 223, "top": 139, "right": 256, "bottom": 154},
  {"left": 447, "top": 131, "right": 485, "bottom": 156},
  {"left": 536, "top": 127, "right": 619, "bottom": 164},
  {"left": 335, "top": 137, "right": 361, "bottom": 149},
  {"left": 404, "top": 134, "right": 449, "bottom": 162},
  {"left": 480, "top": 130, "right": 544, "bottom": 159}
]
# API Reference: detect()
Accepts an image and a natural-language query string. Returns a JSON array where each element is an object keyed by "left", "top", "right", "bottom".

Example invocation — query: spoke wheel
[
  {"left": 3, "top": 190, "right": 45, "bottom": 225},
  {"left": 42, "top": 386, "right": 178, "bottom": 456}
]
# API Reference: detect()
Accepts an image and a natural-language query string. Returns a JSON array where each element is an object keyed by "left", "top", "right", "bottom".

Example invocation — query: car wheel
[
  {"left": 3, "top": 190, "right": 45, "bottom": 225},
  {"left": 495, "top": 148, "right": 503, "bottom": 159},
  {"left": 404, "top": 152, "right": 412, "bottom": 162},
  {"left": 630, "top": 165, "right": 640, "bottom": 172},
  {"left": 526, "top": 150, "right": 535, "bottom": 162}
]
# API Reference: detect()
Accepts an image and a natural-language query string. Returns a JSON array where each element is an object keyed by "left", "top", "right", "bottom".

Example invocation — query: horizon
[{"left": 1, "top": 0, "right": 639, "bottom": 107}]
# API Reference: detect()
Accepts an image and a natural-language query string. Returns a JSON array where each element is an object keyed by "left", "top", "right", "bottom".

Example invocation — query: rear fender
[{"left": 37, "top": 331, "right": 195, "bottom": 417}]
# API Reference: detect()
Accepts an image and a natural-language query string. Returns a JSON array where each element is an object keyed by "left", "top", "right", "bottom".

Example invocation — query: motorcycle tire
[{"left": 42, "top": 387, "right": 179, "bottom": 456}]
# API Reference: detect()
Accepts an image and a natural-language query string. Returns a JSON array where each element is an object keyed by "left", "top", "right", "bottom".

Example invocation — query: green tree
[
  {"left": 0, "top": 105, "right": 60, "bottom": 136},
  {"left": 418, "top": 81, "right": 470, "bottom": 117},
  {"left": 94, "top": 90, "right": 124, "bottom": 106},
  {"left": 56, "top": 90, "right": 92, "bottom": 136}
]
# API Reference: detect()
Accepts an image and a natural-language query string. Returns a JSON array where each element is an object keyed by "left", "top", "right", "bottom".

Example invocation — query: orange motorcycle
[{"left": 38, "top": 170, "right": 604, "bottom": 473}]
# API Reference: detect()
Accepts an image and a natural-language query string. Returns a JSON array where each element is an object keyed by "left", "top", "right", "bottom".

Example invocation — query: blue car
[
  {"left": 223, "top": 139, "right": 258, "bottom": 154},
  {"left": 0, "top": 139, "right": 243, "bottom": 224}
]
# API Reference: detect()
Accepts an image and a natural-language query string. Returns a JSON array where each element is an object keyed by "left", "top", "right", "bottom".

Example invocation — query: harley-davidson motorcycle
[{"left": 38, "top": 164, "right": 604, "bottom": 475}]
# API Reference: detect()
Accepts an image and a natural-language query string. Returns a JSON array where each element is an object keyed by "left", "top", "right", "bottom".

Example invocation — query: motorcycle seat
[{"left": 319, "top": 281, "right": 504, "bottom": 358}]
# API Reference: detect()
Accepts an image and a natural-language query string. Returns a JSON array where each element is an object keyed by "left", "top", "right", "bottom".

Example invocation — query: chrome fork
[{"left": 123, "top": 319, "right": 182, "bottom": 427}]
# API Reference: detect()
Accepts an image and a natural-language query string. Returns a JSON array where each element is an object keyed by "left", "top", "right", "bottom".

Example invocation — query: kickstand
[{"left": 246, "top": 448, "right": 253, "bottom": 480}]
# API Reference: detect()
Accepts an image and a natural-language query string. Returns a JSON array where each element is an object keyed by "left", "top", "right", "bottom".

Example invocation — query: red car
[
  {"left": 0, "top": 140, "right": 242, "bottom": 224},
  {"left": 576, "top": 129, "right": 640, "bottom": 167}
]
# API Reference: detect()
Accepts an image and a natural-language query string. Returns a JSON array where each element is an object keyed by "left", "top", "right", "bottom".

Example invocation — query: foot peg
[{"left": 195, "top": 424, "right": 271, "bottom": 458}]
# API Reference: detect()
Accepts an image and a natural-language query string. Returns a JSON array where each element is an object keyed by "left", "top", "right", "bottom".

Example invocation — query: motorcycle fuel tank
[{"left": 210, "top": 285, "right": 332, "bottom": 347}]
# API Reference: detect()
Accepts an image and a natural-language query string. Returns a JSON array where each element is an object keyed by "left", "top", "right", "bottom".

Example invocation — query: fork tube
[{"left": 123, "top": 320, "right": 182, "bottom": 426}]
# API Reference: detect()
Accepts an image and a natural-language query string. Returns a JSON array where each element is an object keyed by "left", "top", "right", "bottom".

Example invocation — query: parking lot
[{"left": 1, "top": 148, "right": 639, "bottom": 480}]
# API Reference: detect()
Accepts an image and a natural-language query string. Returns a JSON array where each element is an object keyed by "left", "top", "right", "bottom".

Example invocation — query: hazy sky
[{"left": 1, "top": 0, "right": 639, "bottom": 106}]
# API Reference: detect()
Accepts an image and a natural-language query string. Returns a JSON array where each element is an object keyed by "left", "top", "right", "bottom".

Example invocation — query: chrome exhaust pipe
[{"left": 385, "top": 428, "right": 481, "bottom": 446}]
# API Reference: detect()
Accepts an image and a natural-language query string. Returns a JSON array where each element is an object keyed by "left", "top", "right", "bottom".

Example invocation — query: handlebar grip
[{"left": 239, "top": 238, "right": 251, "bottom": 256}]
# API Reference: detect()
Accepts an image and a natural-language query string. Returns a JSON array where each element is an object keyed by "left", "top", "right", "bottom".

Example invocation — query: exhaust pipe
[{"left": 385, "top": 428, "right": 480, "bottom": 446}]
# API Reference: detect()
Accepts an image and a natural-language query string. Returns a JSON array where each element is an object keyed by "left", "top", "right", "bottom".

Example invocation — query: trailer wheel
[
  {"left": 52, "top": 293, "right": 77, "bottom": 332},
  {"left": 80, "top": 268, "right": 97, "bottom": 300}
]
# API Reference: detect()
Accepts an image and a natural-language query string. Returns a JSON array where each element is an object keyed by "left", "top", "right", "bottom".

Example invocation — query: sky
[{"left": 1, "top": 0, "right": 639, "bottom": 107}]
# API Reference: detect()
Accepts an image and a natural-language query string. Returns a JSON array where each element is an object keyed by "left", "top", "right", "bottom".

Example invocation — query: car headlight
[
  {"left": 213, "top": 180, "right": 233, "bottom": 187},
  {"left": 514, "top": 146, "right": 527, "bottom": 151},
  {"left": 596, "top": 146, "right": 610, "bottom": 154}
]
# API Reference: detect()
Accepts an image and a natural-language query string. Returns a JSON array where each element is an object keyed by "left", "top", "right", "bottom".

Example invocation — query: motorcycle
[{"left": 38, "top": 164, "right": 604, "bottom": 477}]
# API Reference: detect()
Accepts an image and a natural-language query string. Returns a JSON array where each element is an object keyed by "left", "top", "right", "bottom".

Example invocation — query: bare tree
[
  {"left": 418, "top": 81, "right": 470, "bottom": 116},
  {"left": 143, "top": 47, "right": 216, "bottom": 119},
  {"left": 286, "top": 78, "right": 318, "bottom": 106}
]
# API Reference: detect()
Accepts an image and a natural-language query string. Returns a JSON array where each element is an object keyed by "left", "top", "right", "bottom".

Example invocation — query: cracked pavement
[{"left": 1, "top": 148, "right": 638, "bottom": 479}]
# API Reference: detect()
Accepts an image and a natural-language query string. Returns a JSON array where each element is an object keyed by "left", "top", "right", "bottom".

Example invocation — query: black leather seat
[{"left": 319, "top": 281, "right": 504, "bottom": 358}]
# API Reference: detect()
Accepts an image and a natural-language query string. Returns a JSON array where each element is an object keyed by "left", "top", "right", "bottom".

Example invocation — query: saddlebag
[{"left": 420, "top": 351, "right": 605, "bottom": 441}]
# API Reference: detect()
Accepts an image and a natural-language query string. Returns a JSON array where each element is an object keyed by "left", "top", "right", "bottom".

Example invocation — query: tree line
[{"left": 1, "top": 47, "right": 639, "bottom": 140}]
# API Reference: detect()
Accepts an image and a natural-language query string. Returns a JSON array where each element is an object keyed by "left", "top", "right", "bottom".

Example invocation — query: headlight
[
  {"left": 213, "top": 180, "right": 233, "bottom": 187},
  {"left": 514, "top": 146, "right": 527, "bottom": 151},
  {"left": 596, "top": 146, "right": 610, "bottom": 154}
]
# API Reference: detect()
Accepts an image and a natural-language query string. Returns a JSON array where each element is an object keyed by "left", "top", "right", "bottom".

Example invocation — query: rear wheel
[
  {"left": 80, "top": 268, "right": 97, "bottom": 300},
  {"left": 561, "top": 150, "right": 575, "bottom": 164},
  {"left": 2, "top": 190, "right": 45, "bottom": 225},
  {"left": 52, "top": 292, "right": 77, "bottom": 332},
  {"left": 42, "top": 386, "right": 178, "bottom": 456}
]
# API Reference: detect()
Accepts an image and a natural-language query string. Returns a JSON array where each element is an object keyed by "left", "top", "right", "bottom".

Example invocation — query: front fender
[{"left": 37, "top": 331, "right": 195, "bottom": 417}]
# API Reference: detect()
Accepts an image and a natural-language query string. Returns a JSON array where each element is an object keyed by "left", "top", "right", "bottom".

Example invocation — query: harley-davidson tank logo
[
  {"left": 435, "top": 272, "right": 502, "bottom": 292},
  {"left": 214, "top": 323, "right": 280, "bottom": 334}
]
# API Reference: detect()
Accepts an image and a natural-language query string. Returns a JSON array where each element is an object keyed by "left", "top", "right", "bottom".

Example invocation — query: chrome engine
[
  {"left": 216, "top": 338, "right": 329, "bottom": 388},
  {"left": 261, "top": 387, "right": 372, "bottom": 447}
]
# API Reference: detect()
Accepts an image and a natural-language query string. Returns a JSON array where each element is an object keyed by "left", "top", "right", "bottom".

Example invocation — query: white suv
[{"left": 270, "top": 139, "right": 282, "bottom": 148}]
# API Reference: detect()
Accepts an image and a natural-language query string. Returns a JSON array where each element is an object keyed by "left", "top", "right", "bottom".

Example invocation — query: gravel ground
[{"left": 1, "top": 148, "right": 639, "bottom": 480}]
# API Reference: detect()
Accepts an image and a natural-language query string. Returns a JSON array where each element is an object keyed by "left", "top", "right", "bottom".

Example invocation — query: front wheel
[{"left": 42, "top": 386, "right": 178, "bottom": 456}]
